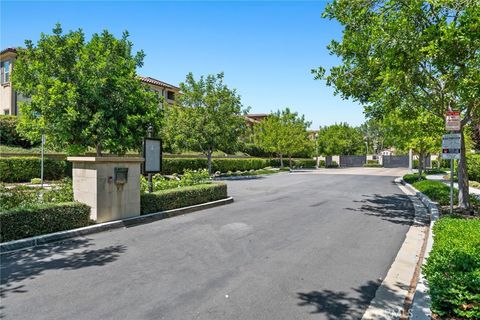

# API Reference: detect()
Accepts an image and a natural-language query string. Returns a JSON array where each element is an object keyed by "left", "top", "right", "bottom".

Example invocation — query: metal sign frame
[{"left": 142, "top": 138, "right": 162, "bottom": 174}]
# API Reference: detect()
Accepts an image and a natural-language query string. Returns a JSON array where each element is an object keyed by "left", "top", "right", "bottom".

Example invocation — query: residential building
[
  {"left": 0, "top": 47, "right": 25, "bottom": 115},
  {"left": 0, "top": 47, "right": 179, "bottom": 115},
  {"left": 139, "top": 76, "right": 180, "bottom": 108}
]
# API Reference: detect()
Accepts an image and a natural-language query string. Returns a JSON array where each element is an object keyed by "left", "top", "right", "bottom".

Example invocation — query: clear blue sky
[{"left": 0, "top": 0, "right": 365, "bottom": 129}]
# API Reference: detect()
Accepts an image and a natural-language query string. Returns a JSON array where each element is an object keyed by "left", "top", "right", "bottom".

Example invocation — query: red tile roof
[{"left": 140, "top": 76, "right": 179, "bottom": 90}]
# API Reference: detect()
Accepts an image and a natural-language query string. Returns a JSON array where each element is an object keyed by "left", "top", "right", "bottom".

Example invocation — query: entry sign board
[
  {"left": 143, "top": 138, "right": 162, "bottom": 173},
  {"left": 442, "top": 133, "right": 461, "bottom": 160},
  {"left": 445, "top": 111, "right": 461, "bottom": 131}
]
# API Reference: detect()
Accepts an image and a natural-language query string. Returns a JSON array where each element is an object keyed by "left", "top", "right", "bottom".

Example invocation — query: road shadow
[
  {"left": 345, "top": 193, "right": 415, "bottom": 226},
  {"left": 0, "top": 238, "right": 126, "bottom": 300},
  {"left": 297, "top": 280, "right": 406, "bottom": 319}
]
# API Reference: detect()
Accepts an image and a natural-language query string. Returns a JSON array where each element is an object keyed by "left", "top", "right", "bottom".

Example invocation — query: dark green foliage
[
  {"left": 140, "top": 183, "right": 227, "bottom": 214},
  {"left": 326, "top": 161, "right": 339, "bottom": 168},
  {"left": 403, "top": 173, "right": 427, "bottom": 184},
  {"left": 363, "top": 163, "right": 383, "bottom": 167},
  {"left": 0, "top": 157, "right": 68, "bottom": 182},
  {"left": 318, "top": 160, "right": 326, "bottom": 168},
  {"left": 289, "top": 159, "right": 317, "bottom": 168},
  {"left": 467, "top": 154, "right": 480, "bottom": 183},
  {"left": 432, "top": 159, "right": 450, "bottom": 169},
  {"left": 240, "top": 143, "right": 272, "bottom": 157},
  {"left": 0, "top": 202, "right": 90, "bottom": 242},
  {"left": 426, "top": 168, "right": 448, "bottom": 174},
  {"left": 423, "top": 217, "right": 480, "bottom": 319},
  {"left": 412, "top": 180, "right": 456, "bottom": 206},
  {"left": 0, "top": 115, "right": 38, "bottom": 148},
  {"left": 0, "top": 178, "right": 73, "bottom": 211}
]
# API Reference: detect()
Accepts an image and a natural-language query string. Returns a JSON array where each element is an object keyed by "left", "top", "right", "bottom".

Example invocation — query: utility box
[{"left": 67, "top": 157, "right": 144, "bottom": 223}]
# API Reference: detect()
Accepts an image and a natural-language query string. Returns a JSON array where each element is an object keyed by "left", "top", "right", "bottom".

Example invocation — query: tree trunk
[
  {"left": 289, "top": 155, "right": 292, "bottom": 168},
  {"left": 96, "top": 143, "right": 102, "bottom": 157},
  {"left": 458, "top": 129, "right": 470, "bottom": 209},
  {"left": 418, "top": 152, "right": 424, "bottom": 179},
  {"left": 279, "top": 153, "right": 284, "bottom": 168},
  {"left": 207, "top": 150, "right": 212, "bottom": 175}
]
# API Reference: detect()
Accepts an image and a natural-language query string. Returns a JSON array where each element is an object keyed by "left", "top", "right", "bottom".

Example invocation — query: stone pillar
[{"left": 67, "top": 157, "right": 144, "bottom": 223}]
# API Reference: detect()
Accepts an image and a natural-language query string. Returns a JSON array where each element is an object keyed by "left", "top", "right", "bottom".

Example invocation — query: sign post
[
  {"left": 442, "top": 132, "right": 461, "bottom": 214},
  {"left": 143, "top": 126, "right": 162, "bottom": 193}
]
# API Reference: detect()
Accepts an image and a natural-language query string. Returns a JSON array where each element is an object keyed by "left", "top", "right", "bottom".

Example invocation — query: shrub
[
  {"left": 0, "top": 178, "right": 74, "bottom": 211},
  {"left": 0, "top": 157, "right": 68, "bottom": 182},
  {"left": 30, "top": 178, "right": 42, "bottom": 184},
  {"left": 403, "top": 173, "right": 426, "bottom": 184},
  {"left": 141, "top": 183, "right": 227, "bottom": 214},
  {"left": 0, "top": 115, "right": 38, "bottom": 148},
  {"left": 140, "top": 169, "right": 211, "bottom": 193},
  {"left": 0, "top": 202, "right": 91, "bottom": 242},
  {"left": 363, "top": 163, "right": 382, "bottom": 167},
  {"left": 367, "top": 159, "right": 379, "bottom": 164},
  {"left": 326, "top": 161, "right": 339, "bottom": 168},
  {"left": 318, "top": 160, "right": 326, "bottom": 168},
  {"left": 290, "top": 159, "right": 317, "bottom": 168},
  {"left": 467, "top": 154, "right": 480, "bottom": 183},
  {"left": 412, "top": 180, "right": 456, "bottom": 206},
  {"left": 423, "top": 217, "right": 480, "bottom": 319}
]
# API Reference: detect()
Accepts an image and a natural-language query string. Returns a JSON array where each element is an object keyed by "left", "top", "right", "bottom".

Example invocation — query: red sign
[{"left": 445, "top": 111, "right": 460, "bottom": 131}]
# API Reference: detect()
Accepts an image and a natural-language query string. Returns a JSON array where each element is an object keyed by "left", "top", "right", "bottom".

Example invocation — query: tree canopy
[
  {"left": 13, "top": 24, "right": 161, "bottom": 156},
  {"left": 314, "top": 0, "right": 480, "bottom": 208},
  {"left": 164, "top": 72, "right": 247, "bottom": 173},
  {"left": 316, "top": 123, "right": 365, "bottom": 156},
  {"left": 254, "top": 108, "right": 312, "bottom": 167}
]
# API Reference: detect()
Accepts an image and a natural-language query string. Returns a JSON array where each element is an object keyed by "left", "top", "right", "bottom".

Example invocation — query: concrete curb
[
  {"left": 361, "top": 177, "right": 429, "bottom": 320},
  {"left": 399, "top": 179, "right": 440, "bottom": 320},
  {"left": 0, "top": 197, "right": 234, "bottom": 254}
]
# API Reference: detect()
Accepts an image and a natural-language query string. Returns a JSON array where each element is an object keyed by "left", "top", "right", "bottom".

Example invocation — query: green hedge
[
  {"left": 403, "top": 173, "right": 426, "bottom": 184},
  {"left": 268, "top": 158, "right": 316, "bottom": 168},
  {"left": 0, "top": 202, "right": 91, "bottom": 242},
  {"left": 0, "top": 115, "right": 38, "bottom": 148},
  {"left": 363, "top": 163, "right": 383, "bottom": 167},
  {"left": 424, "top": 217, "right": 480, "bottom": 319},
  {"left": 141, "top": 183, "right": 228, "bottom": 214},
  {"left": 467, "top": 154, "right": 480, "bottom": 183},
  {"left": 412, "top": 180, "right": 456, "bottom": 206},
  {"left": 0, "top": 157, "right": 69, "bottom": 182}
]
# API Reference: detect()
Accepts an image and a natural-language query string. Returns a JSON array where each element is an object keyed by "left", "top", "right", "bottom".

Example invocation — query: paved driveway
[{"left": 1, "top": 168, "right": 413, "bottom": 320}]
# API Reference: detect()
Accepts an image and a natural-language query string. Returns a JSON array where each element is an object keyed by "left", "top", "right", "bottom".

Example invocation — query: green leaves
[
  {"left": 253, "top": 108, "right": 312, "bottom": 161},
  {"left": 316, "top": 123, "right": 365, "bottom": 156},
  {"left": 163, "top": 72, "right": 247, "bottom": 160},
  {"left": 12, "top": 24, "right": 161, "bottom": 155}
]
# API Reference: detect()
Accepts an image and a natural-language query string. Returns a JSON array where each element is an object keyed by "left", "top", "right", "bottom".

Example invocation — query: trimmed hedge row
[
  {"left": 0, "top": 202, "right": 91, "bottom": 242},
  {"left": 467, "top": 154, "right": 480, "bottom": 183},
  {"left": 141, "top": 183, "right": 227, "bottom": 214},
  {"left": 0, "top": 157, "right": 70, "bottom": 182},
  {"left": 424, "top": 217, "right": 480, "bottom": 319}
]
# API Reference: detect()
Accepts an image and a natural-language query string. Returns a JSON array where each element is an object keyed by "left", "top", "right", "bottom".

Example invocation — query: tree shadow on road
[
  {"left": 0, "top": 238, "right": 126, "bottom": 300},
  {"left": 297, "top": 280, "right": 407, "bottom": 320},
  {"left": 345, "top": 193, "right": 415, "bottom": 226}
]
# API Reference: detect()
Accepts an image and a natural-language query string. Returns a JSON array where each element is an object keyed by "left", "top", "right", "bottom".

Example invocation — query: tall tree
[
  {"left": 164, "top": 72, "right": 247, "bottom": 174},
  {"left": 13, "top": 24, "right": 161, "bottom": 156},
  {"left": 316, "top": 123, "right": 365, "bottom": 156},
  {"left": 254, "top": 108, "right": 311, "bottom": 167},
  {"left": 314, "top": 0, "right": 480, "bottom": 208},
  {"left": 380, "top": 109, "right": 444, "bottom": 177}
]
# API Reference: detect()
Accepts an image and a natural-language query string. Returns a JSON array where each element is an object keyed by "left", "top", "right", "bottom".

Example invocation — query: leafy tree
[
  {"left": 359, "top": 119, "right": 388, "bottom": 155},
  {"left": 164, "top": 72, "right": 247, "bottom": 174},
  {"left": 254, "top": 108, "right": 311, "bottom": 167},
  {"left": 316, "top": 123, "right": 365, "bottom": 156},
  {"left": 314, "top": 1, "right": 480, "bottom": 208},
  {"left": 380, "top": 109, "right": 443, "bottom": 177},
  {"left": 12, "top": 24, "right": 160, "bottom": 156}
]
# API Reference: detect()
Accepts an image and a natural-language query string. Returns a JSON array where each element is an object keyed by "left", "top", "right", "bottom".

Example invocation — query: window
[
  {"left": 1, "top": 60, "right": 10, "bottom": 84},
  {"left": 167, "top": 91, "right": 175, "bottom": 101},
  {"left": 3, "top": 109, "right": 9, "bottom": 115}
]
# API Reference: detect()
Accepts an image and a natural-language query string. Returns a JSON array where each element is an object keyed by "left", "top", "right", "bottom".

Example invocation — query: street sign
[
  {"left": 445, "top": 111, "right": 460, "bottom": 131},
  {"left": 442, "top": 133, "right": 461, "bottom": 159}
]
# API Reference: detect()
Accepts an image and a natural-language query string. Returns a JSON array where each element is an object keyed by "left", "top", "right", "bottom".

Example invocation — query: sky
[{"left": 0, "top": 0, "right": 365, "bottom": 129}]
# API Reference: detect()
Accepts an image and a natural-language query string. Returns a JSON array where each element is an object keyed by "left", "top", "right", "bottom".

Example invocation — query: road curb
[
  {"left": 399, "top": 179, "right": 440, "bottom": 320},
  {"left": 0, "top": 196, "right": 234, "bottom": 254},
  {"left": 361, "top": 177, "right": 430, "bottom": 320}
]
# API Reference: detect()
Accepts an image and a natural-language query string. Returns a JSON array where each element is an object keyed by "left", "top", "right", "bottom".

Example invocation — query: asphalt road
[{"left": 1, "top": 168, "right": 413, "bottom": 320}]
